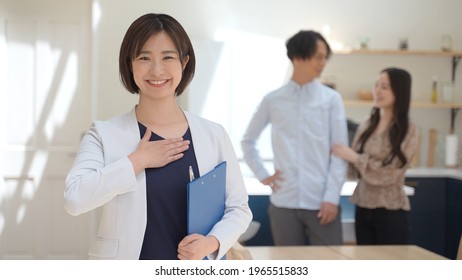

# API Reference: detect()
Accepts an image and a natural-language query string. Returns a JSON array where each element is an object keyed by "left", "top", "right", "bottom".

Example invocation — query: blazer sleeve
[
  {"left": 207, "top": 125, "right": 253, "bottom": 260},
  {"left": 64, "top": 125, "right": 138, "bottom": 216}
]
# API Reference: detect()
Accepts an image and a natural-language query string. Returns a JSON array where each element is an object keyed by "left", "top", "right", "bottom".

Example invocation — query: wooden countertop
[
  {"left": 246, "top": 245, "right": 448, "bottom": 260},
  {"left": 245, "top": 245, "right": 349, "bottom": 260}
]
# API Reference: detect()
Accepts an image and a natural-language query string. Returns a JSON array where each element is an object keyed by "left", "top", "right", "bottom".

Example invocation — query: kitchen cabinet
[
  {"left": 406, "top": 177, "right": 447, "bottom": 257},
  {"left": 445, "top": 178, "right": 462, "bottom": 259},
  {"left": 406, "top": 176, "right": 462, "bottom": 260},
  {"left": 246, "top": 195, "right": 273, "bottom": 246},
  {"left": 246, "top": 174, "right": 462, "bottom": 259}
]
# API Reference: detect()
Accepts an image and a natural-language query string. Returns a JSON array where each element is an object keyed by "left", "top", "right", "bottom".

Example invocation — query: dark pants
[
  {"left": 268, "top": 203, "right": 343, "bottom": 246},
  {"left": 355, "top": 206, "right": 409, "bottom": 245}
]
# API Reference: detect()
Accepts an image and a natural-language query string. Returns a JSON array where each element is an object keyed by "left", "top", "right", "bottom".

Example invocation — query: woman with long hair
[{"left": 332, "top": 67, "right": 418, "bottom": 245}]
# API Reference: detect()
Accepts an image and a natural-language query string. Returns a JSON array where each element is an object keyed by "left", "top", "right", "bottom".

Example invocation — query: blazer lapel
[{"left": 183, "top": 110, "right": 212, "bottom": 176}]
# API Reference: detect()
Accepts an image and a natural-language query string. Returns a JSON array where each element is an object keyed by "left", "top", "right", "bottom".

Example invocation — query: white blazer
[{"left": 65, "top": 107, "right": 252, "bottom": 259}]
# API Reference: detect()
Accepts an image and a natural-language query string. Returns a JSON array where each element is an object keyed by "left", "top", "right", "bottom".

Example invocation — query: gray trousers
[{"left": 268, "top": 203, "right": 343, "bottom": 246}]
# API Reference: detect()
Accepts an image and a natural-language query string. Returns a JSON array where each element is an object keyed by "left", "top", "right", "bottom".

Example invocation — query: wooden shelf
[
  {"left": 334, "top": 49, "right": 462, "bottom": 57},
  {"left": 411, "top": 102, "right": 462, "bottom": 109},
  {"left": 344, "top": 99, "right": 462, "bottom": 109},
  {"left": 337, "top": 49, "right": 462, "bottom": 132}
]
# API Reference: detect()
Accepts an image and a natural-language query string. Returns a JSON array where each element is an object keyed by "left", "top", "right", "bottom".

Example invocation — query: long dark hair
[{"left": 356, "top": 68, "right": 411, "bottom": 167}]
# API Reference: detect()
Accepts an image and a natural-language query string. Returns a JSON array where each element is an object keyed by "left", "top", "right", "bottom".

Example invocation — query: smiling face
[
  {"left": 131, "top": 31, "right": 189, "bottom": 100},
  {"left": 373, "top": 72, "right": 396, "bottom": 110}
]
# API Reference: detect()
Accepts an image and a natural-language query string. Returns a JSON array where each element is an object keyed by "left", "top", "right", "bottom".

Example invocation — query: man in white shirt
[{"left": 241, "top": 30, "right": 348, "bottom": 245}]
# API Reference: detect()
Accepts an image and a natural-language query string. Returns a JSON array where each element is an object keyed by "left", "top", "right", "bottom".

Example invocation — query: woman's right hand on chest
[{"left": 128, "top": 129, "right": 190, "bottom": 174}]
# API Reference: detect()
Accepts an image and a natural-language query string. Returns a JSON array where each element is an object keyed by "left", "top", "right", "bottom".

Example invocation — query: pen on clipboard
[{"left": 189, "top": 166, "right": 195, "bottom": 182}]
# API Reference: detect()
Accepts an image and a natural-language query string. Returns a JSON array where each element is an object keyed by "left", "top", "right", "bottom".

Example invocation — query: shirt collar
[{"left": 288, "top": 79, "right": 320, "bottom": 91}]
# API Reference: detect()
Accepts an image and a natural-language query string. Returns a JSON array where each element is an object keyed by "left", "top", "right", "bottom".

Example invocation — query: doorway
[{"left": 0, "top": 0, "right": 93, "bottom": 259}]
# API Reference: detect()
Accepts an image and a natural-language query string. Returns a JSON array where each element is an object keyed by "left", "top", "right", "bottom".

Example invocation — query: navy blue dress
[{"left": 138, "top": 123, "right": 199, "bottom": 260}]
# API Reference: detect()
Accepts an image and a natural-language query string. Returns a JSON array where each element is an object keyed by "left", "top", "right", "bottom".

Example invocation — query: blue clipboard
[{"left": 187, "top": 161, "right": 226, "bottom": 260}]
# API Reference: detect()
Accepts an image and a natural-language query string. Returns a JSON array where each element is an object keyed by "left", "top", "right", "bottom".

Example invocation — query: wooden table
[
  {"left": 247, "top": 245, "right": 448, "bottom": 260},
  {"left": 246, "top": 246, "right": 349, "bottom": 260}
]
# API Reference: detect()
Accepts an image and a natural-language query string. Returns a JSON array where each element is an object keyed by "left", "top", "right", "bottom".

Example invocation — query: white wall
[{"left": 93, "top": 0, "right": 462, "bottom": 167}]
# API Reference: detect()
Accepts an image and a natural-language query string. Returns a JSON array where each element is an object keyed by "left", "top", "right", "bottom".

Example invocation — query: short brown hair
[{"left": 119, "top": 13, "right": 195, "bottom": 96}]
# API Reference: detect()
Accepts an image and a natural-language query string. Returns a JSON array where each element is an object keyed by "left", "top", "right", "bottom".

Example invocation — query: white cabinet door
[{"left": 0, "top": 0, "right": 93, "bottom": 259}]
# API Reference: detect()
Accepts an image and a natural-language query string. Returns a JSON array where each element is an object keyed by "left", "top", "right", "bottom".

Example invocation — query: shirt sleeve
[
  {"left": 241, "top": 96, "right": 271, "bottom": 181},
  {"left": 347, "top": 120, "right": 366, "bottom": 180},
  {"left": 324, "top": 93, "right": 348, "bottom": 205}
]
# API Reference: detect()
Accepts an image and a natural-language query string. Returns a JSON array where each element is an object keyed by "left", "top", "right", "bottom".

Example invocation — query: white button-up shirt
[{"left": 241, "top": 79, "right": 348, "bottom": 209}]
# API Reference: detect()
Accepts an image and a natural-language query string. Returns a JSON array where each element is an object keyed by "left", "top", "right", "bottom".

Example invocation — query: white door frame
[{"left": 0, "top": 0, "right": 94, "bottom": 259}]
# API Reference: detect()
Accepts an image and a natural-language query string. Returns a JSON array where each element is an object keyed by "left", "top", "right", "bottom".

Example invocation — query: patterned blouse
[{"left": 348, "top": 119, "right": 419, "bottom": 211}]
